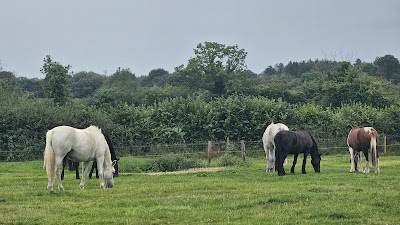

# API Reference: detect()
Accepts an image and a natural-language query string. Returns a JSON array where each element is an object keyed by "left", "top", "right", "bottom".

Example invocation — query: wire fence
[{"left": 2, "top": 135, "right": 400, "bottom": 163}]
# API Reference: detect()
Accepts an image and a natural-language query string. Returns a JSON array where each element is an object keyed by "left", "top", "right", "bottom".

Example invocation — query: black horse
[
  {"left": 61, "top": 133, "right": 119, "bottom": 180},
  {"left": 274, "top": 130, "right": 321, "bottom": 176}
]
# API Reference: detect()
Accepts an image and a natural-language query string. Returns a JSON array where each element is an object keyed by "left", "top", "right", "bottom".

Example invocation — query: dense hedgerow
[{"left": 1, "top": 93, "right": 399, "bottom": 161}]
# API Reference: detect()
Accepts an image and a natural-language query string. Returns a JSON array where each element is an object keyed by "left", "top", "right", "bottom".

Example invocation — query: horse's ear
[
  {"left": 116, "top": 158, "right": 120, "bottom": 161},
  {"left": 112, "top": 160, "right": 117, "bottom": 166}
]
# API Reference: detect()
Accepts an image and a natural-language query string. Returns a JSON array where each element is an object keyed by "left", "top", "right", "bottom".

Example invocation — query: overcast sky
[{"left": 1, "top": 0, "right": 399, "bottom": 78}]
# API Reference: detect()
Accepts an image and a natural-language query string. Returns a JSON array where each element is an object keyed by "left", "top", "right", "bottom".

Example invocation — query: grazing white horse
[
  {"left": 44, "top": 125, "right": 116, "bottom": 190},
  {"left": 262, "top": 122, "right": 289, "bottom": 172}
]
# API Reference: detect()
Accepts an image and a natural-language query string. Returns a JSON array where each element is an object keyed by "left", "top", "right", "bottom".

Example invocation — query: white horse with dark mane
[
  {"left": 262, "top": 122, "right": 289, "bottom": 172},
  {"left": 44, "top": 125, "right": 116, "bottom": 190}
]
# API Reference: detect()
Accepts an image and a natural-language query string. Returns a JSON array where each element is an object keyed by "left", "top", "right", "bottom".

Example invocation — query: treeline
[{"left": 1, "top": 42, "right": 400, "bottom": 161}]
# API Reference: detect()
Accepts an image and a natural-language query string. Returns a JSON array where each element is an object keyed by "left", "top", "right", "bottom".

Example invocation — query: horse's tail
[
  {"left": 43, "top": 129, "right": 55, "bottom": 181},
  {"left": 274, "top": 132, "right": 283, "bottom": 161},
  {"left": 369, "top": 129, "right": 378, "bottom": 167}
]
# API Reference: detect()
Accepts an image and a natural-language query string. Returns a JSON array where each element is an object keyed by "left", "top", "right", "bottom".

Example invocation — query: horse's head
[
  {"left": 103, "top": 161, "right": 117, "bottom": 188},
  {"left": 311, "top": 153, "right": 322, "bottom": 173}
]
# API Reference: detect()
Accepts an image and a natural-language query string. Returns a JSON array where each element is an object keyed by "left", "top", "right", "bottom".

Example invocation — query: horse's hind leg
[
  {"left": 47, "top": 173, "right": 55, "bottom": 191},
  {"left": 267, "top": 147, "right": 275, "bottom": 172},
  {"left": 375, "top": 148, "right": 380, "bottom": 174},
  {"left": 55, "top": 157, "right": 64, "bottom": 191},
  {"left": 291, "top": 154, "right": 298, "bottom": 173},
  {"left": 356, "top": 152, "right": 363, "bottom": 172},
  {"left": 363, "top": 151, "right": 370, "bottom": 173},
  {"left": 375, "top": 158, "right": 380, "bottom": 174},
  {"left": 89, "top": 161, "right": 97, "bottom": 179},
  {"left": 74, "top": 162, "right": 80, "bottom": 179},
  {"left": 275, "top": 153, "right": 286, "bottom": 176},
  {"left": 79, "top": 161, "right": 89, "bottom": 189},
  {"left": 349, "top": 147, "right": 356, "bottom": 172},
  {"left": 61, "top": 157, "right": 67, "bottom": 180}
]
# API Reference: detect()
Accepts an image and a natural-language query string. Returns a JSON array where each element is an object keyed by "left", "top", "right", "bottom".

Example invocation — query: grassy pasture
[{"left": 0, "top": 155, "right": 399, "bottom": 225}]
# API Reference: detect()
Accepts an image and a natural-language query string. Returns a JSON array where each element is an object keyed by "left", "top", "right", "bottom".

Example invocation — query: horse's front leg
[
  {"left": 301, "top": 153, "right": 308, "bottom": 174},
  {"left": 291, "top": 154, "right": 298, "bottom": 174},
  {"left": 79, "top": 161, "right": 89, "bottom": 189},
  {"left": 96, "top": 157, "right": 106, "bottom": 188}
]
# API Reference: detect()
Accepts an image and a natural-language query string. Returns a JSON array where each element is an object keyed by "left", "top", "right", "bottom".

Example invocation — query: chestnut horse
[{"left": 347, "top": 127, "right": 380, "bottom": 174}]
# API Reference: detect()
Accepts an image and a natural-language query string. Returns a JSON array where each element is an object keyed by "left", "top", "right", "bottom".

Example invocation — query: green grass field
[{"left": 1, "top": 155, "right": 399, "bottom": 225}]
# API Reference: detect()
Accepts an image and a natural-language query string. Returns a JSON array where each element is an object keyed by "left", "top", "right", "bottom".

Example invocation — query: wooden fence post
[
  {"left": 226, "top": 137, "right": 230, "bottom": 153},
  {"left": 208, "top": 141, "right": 212, "bottom": 163},
  {"left": 241, "top": 140, "right": 246, "bottom": 161},
  {"left": 383, "top": 136, "right": 387, "bottom": 154}
]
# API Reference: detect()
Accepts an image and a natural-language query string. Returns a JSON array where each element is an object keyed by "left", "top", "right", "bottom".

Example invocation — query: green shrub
[
  {"left": 216, "top": 154, "right": 250, "bottom": 167},
  {"left": 141, "top": 155, "right": 201, "bottom": 172}
]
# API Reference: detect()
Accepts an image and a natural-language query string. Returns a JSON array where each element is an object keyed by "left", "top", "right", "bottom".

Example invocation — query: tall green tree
[
  {"left": 92, "top": 67, "right": 138, "bottom": 106},
  {"left": 40, "top": 55, "right": 72, "bottom": 104},
  {"left": 109, "top": 67, "right": 138, "bottom": 90},
  {"left": 71, "top": 71, "right": 104, "bottom": 98},
  {"left": 374, "top": 54, "right": 400, "bottom": 83},
  {"left": 141, "top": 68, "right": 169, "bottom": 87},
  {"left": 0, "top": 71, "right": 20, "bottom": 94},
  {"left": 170, "top": 42, "right": 250, "bottom": 96}
]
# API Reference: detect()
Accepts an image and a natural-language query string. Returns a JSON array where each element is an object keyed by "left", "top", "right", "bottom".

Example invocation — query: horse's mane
[
  {"left": 87, "top": 125, "right": 101, "bottom": 132},
  {"left": 103, "top": 133, "right": 117, "bottom": 160}
]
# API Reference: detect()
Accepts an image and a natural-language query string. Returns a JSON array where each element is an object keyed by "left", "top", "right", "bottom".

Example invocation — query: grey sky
[{"left": 1, "top": 0, "right": 399, "bottom": 78}]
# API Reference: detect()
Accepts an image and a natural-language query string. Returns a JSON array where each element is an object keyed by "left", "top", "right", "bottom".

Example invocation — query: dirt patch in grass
[{"left": 145, "top": 167, "right": 225, "bottom": 175}]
